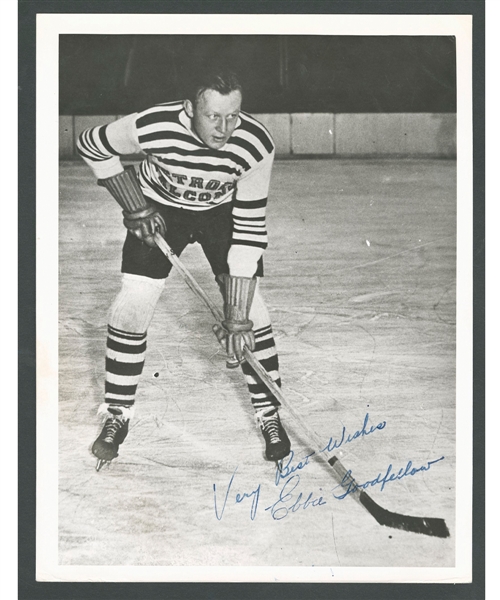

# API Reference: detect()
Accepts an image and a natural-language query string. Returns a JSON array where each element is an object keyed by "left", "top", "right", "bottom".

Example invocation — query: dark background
[
  {"left": 59, "top": 35, "right": 457, "bottom": 115},
  {"left": 21, "top": 1, "right": 483, "bottom": 599}
]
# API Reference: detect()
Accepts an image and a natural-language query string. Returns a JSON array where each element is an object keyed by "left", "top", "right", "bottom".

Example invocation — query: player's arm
[
  {"left": 76, "top": 113, "right": 141, "bottom": 178},
  {"left": 219, "top": 149, "right": 275, "bottom": 364},
  {"left": 76, "top": 114, "right": 166, "bottom": 247},
  {"left": 228, "top": 149, "right": 274, "bottom": 277}
]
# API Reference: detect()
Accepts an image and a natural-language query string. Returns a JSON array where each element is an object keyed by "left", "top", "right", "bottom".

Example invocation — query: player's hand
[
  {"left": 221, "top": 320, "right": 255, "bottom": 364},
  {"left": 122, "top": 207, "right": 166, "bottom": 247},
  {"left": 212, "top": 324, "right": 242, "bottom": 368},
  {"left": 213, "top": 323, "right": 254, "bottom": 367}
]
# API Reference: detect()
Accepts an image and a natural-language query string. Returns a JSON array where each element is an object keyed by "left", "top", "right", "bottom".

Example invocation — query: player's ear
[{"left": 184, "top": 99, "right": 194, "bottom": 118}]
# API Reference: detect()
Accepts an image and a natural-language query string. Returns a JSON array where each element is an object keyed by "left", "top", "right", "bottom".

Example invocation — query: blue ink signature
[
  {"left": 265, "top": 475, "right": 327, "bottom": 520},
  {"left": 213, "top": 467, "right": 261, "bottom": 521},
  {"left": 321, "top": 412, "right": 387, "bottom": 454},
  {"left": 331, "top": 456, "right": 445, "bottom": 500},
  {"left": 275, "top": 450, "right": 316, "bottom": 486},
  {"left": 274, "top": 414, "right": 387, "bottom": 485}
]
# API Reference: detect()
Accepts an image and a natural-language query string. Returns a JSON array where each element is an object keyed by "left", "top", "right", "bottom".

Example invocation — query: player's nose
[{"left": 217, "top": 118, "right": 228, "bottom": 133}]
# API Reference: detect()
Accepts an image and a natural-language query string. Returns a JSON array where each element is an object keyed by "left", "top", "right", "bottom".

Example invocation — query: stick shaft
[{"left": 153, "top": 233, "right": 361, "bottom": 501}]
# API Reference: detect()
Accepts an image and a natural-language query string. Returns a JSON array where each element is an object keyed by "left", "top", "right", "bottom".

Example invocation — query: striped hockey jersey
[{"left": 76, "top": 101, "right": 276, "bottom": 275}]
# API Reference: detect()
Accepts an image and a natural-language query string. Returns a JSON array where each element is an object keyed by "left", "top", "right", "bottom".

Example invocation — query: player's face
[{"left": 185, "top": 89, "right": 242, "bottom": 149}]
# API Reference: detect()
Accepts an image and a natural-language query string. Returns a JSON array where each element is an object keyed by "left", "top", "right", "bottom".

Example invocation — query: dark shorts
[{"left": 121, "top": 201, "right": 264, "bottom": 280}]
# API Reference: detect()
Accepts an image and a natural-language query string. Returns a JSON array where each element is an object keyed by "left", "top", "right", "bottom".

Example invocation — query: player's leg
[
  {"left": 93, "top": 206, "right": 191, "bottom": 468},
  {"left": 92, "top": 272, "right": 165, "bottom": 466},
  {"left": 242, "top": 289, "right": 290, "bottom": 461},
  {"left": 197, "top": 204, "right": 291, "bottom": 461}
]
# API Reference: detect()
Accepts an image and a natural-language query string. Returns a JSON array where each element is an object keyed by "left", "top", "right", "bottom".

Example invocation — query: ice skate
[
  {"left": 255, "top": 408, "right": 291, "bottom": 462},
  {"left": 92, "top": 406, "right": 130, "bottom": 471}
]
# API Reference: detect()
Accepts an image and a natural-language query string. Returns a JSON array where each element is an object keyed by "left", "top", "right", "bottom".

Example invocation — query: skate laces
[
  {"left": 255, "top": 409, "right": 281, "bottom": 444},
  {"left": 103, "top": 417, "right": 125, "bottom": 443}
]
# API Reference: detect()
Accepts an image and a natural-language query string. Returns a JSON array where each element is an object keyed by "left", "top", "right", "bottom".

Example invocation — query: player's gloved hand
[
  {"left": 122, "top": 207, "right": 166, "bottom": 248},
  {"left": 97, "top": 166, "right": 166, "bottom": 248},
  {"left": 218, "top": 273, "right": 257, "bottom": 366},
  {"left": 221, "top": 320, "right": 255, "bottom": 365},
  {"left": 212, "top": 324, "right": 241, "bottom": 368}
]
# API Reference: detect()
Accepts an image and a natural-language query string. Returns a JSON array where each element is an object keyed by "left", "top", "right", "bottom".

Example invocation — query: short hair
[{"left": 186, "top": 67, "right": 242, "bottom": 106}]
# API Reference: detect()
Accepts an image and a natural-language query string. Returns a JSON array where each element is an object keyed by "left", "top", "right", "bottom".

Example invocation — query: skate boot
[
  {"left": 92, "top": 405, "right": 130, "bottom": 471},
  {"left": 255, "top": 408, "right": 291, "bottom": 463}
]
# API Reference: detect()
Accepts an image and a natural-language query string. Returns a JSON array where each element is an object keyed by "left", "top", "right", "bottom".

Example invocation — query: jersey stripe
[
  {"left": 233, "top": 198, "right": 268, "bottom": 210},
  {"left": 239, "top": 112, "right": 274, "bottom": 153},
  {"left": 99, "top": 125, "right": 119, "bottom": 156},
  {"left": 77, "top": 127, "right": 113, "bottom": 161},
  {"left": 138, "top": 130, "right": 204, "bottom": 148},
  {"left": 136, "top": 108, "right": 183, "bottom": 128},
  {"left": 229, "top": 137, "right": 263, "bottom": 162}
]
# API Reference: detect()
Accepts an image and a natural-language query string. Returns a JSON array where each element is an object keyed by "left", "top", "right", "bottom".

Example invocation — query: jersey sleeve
[
  {"left": 76, "top": 113, "right": 141, "bottom": 179},
  {"left": 228, "top": 148, "right": 275, "bottom": 278}
]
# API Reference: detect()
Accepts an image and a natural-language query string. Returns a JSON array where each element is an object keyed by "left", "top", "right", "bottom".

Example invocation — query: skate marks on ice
[{"left": 58, "top": 159, "right": 456, "bottom": 570}]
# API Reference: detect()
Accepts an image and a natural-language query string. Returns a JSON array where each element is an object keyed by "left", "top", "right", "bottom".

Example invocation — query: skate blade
[
  {"left": 275, "top": 459, "right": 284, "bottom": 474},
  {"left": 95, "top": 458, "right": 110, "bottom": 472}
]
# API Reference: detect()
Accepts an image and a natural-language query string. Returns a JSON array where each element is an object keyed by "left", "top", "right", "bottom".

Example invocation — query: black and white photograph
[{"left": 33, "top": 9, "right": 474, "bottom": 586}]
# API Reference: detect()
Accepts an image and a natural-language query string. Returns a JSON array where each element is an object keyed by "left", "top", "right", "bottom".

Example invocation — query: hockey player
[{"left": 77, "top": 68, "right": 291, "bottom": 469}]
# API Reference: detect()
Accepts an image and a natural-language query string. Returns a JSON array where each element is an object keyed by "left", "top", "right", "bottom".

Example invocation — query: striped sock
[
  {"left": 241, "top": 324, "right": 281, "bottom": 412},
  {"left": 104, "top": 325, "right": 147, "bottom": 408}
]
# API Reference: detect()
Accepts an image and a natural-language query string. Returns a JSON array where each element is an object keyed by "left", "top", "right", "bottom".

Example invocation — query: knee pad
[{"left": 109, "top": 273, "right": 166, "bottom": 333}]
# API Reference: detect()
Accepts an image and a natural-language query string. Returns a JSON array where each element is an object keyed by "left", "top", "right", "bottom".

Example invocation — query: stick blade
[{"left": 360, "top": 491, "right": 450, "bottom": 538}]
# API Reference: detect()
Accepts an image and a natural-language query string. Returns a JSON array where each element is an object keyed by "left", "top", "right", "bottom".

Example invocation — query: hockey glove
[
  {"left": 98, "top": 166, "right": 166, "bottom": 248},
  {"left": 218, "top": 274, "right": 257, "bottom": 365},
  {"left": 122, "top": 207, "right": 166, "bottom": 247}
]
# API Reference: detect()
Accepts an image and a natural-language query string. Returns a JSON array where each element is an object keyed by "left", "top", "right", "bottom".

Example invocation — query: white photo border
[{"left": 36, "top": 12, "right": 473, "bottom": 584}]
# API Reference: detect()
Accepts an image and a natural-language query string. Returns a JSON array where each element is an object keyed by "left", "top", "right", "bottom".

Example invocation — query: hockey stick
[{"left": 153, "top": 232, "right": 450, "bottom": 538}]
